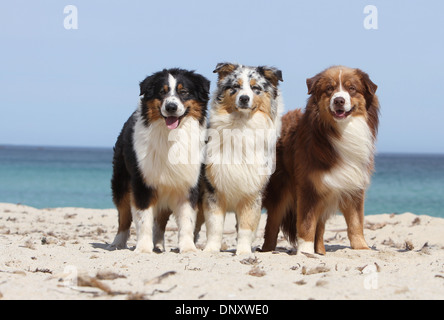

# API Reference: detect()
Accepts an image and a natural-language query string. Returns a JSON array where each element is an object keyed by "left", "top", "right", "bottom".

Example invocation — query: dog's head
[
  {"left": 139, "top": 68, "right": 210, "bottom": 129},
  {"left": 306, "top": 66, "right": 378, "bottom": 123},
  {"left": 213, "top": 63, "right": 283, "bottom": 117}
]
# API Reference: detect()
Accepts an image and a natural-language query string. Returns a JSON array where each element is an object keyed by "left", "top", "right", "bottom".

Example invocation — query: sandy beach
[{"left": 0, "top": 202, "right": 443, "bottom": 300}]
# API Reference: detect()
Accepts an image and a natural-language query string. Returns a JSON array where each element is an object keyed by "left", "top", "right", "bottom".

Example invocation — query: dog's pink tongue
[{"left": 166, "top": 116, "right": 179, "bottom": 130}]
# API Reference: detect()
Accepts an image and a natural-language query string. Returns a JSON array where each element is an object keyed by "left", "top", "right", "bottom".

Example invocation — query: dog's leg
[
  {"left": 341, "top": 192, "right": 369, "bottom": 250},
  {"left": 108, "top": 191, "right": 132, "bottom": 250},
  {"left": 262, "top": 191, "right": 292, "bottom": 252},
  {"left": 236, "top": 196, "right": 262, "bottom": 255},
  {"left": 132, "top": 205, "right": 155, "bottom": 253},
  {"left": 262, "top": 207, "right": 283, "bottom": 252},
  {"left": 296, "top": 193, "right": 319, "bottom": 255},
  {"left": 194, "top": 203, "right": 205, "bottom": 245},
  {"left": 203, "top": 194, "right": 226, "bottom": 253},
  {"left": 173, "top": 200, "right": 198, "bottom": 253},
  {"left": 314, "top": 220, "right": 326, "bottom": 255},
  {"left": 153, "top": 208, "right": 171, "bottom": 252}
]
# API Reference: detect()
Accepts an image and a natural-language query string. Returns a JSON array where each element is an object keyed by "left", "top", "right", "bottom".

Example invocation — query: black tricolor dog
[{"left": 109, "top": 68, "right": 210, "bottom": 253}]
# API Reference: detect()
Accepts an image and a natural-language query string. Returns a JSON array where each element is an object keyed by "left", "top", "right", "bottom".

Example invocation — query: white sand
[{"left": 0, "top": 202, "right": 443, "bottom": 300}]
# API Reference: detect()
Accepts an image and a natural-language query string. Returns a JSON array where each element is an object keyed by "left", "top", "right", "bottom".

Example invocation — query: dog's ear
[
  {"left": 356, "top": 69, "right": 378, "bottom": 110},
  {"left": 356, "top": 69, "right": 378, "bottom": 95},
  {"left": 213, "top": 63, "right": 238, "bottom": 82},
  {"left": 306, "top": 74, "right": 321, "bottom": 95},
  {"left": 258, "top": 67, "right": 283, "bottom": 87},
  {"left": 192, "top": 73, "right": 211, "bottom": 103},
  {"left": 139, "top": 74, "right": 156, "bottom": 98}
]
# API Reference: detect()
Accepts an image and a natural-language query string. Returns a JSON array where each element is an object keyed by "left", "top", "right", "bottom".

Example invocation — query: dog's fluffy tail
[{"left": 280, "top": 207, "right": 297, "bottom": 246}]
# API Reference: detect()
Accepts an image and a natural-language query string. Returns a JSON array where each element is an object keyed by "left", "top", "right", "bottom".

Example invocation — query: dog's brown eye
[
  {"left": 252, "top": 86, "right": 262, "bottom": 94},
  {"left": 349, "top": 86, "right": 356, "bottom": 94},
  {"left": 326, "top": 85, "right": 334, "bottom": 94},
  {"left": 230, "top": 85, "right": 240, "bottom": 95},
  {"left": 179, "top": 89, "right": 189, "bottom": 97}
]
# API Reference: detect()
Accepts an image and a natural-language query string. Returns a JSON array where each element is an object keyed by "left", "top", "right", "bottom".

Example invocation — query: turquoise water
[
  {"left": 0, "top": 145, "right": 443, "bottom": 217},
  {"left": 0, "top": 146, "right": 113, "bottom": 209},
  {"left": 366, "top": 153, "right": 444, "bottom": 217}
]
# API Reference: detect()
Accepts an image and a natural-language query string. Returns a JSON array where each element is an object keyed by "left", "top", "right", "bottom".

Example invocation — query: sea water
[
  {"left": 0, "top": 145, "right": 443, "bottom": 218},
  {"left": 0, "top": 145, "right": 113, "bottom": 209}
]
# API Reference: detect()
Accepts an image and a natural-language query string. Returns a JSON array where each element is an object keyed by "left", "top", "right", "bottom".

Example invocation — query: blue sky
[{"left": 0, "top": 0, "right": 443, "bottom": 153}]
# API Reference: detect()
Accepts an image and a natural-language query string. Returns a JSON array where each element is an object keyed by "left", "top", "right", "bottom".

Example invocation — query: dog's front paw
[
  {"left": 108, "top": 231, "right": 130, "bottom": 250},
  {"left": 203, "top": 242, "right": 221, "bottom": 253},
  {"left": 236, "top": 245, "right": 253, "bottom": 256},
  {"left": 296, "top": 238, "right": 315, "bottom": 255},
  {"left": 180, "top": 241, "right": 198, "bottom": 253},
  {"left": 134, "top": 241, "right": 154, "bottom": 254}
]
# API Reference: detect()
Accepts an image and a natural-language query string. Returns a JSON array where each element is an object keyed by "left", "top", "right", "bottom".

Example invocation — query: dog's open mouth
[
  {"left": 163, "top": 108, "right": 189, "bottom": 130},
  {"left": 165, "top": 116, "right": 180, "bottom": 130},
  {"left": 331, "top": 106, "right": 355, "bottom": 120}
]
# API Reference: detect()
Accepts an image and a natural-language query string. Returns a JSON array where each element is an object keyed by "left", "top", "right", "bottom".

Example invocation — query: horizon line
[{"left": 1, "top": 143, "right": 443, "bottom": 156}]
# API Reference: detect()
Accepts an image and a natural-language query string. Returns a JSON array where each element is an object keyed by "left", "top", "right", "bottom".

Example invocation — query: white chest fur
[
  {"left": 133, "top": 110, "right": 205, "bottom": 195},
  {"left": 321, "top": 116, "right": 374, "bottom": 195},
  {"left": 206, "top": 109, "right": 279, "bottom": 205}
]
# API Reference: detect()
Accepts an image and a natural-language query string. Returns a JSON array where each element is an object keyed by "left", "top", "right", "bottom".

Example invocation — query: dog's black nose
[
  {"left": 334, "top": 97, "right": 345, "bottom": 107},
  {"left": 239, "top": 95, "right": 250, "bottom": 105},
  {"left": 165, "top": 102, "right": 178, "bottom": 113}
]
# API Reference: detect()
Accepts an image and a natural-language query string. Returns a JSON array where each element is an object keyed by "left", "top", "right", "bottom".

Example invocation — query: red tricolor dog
[{"left": 262, "top": 66, "right": 379, "bottom": 255}]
